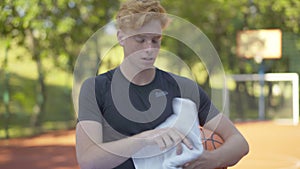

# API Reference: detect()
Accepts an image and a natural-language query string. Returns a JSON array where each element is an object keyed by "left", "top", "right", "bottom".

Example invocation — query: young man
[{"left": 76, "top": 0, "right": 249, "bottom": 168}]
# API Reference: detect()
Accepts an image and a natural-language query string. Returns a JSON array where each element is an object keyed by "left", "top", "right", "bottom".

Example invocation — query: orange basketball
[{"left": 200, "top": 127, "right": 227, "bottom": 169}]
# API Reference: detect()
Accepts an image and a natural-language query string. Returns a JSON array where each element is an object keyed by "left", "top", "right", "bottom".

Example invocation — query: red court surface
[
  {"left": 0, "top": 130, "right": 79, "bottom": 169},
  {"left": 0, "top": 122, "right": 299, "bottom": 169}
]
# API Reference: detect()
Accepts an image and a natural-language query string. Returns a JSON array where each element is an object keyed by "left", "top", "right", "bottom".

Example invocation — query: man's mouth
[{"left": 141, "top": 57, "right": 154, "bottom": 61}]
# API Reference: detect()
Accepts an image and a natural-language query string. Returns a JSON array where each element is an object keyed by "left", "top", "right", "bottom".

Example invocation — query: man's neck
[{"left": 120, "top": 64, "right": 156, "bottom": 86}]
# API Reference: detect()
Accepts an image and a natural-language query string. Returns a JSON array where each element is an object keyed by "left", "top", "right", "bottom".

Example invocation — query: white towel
[{"left": 133, "top": 98, "right": 203, "bottom": 169}]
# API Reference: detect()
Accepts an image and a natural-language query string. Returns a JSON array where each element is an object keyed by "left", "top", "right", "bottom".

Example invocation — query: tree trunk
[
  {"left": 27, "top": 30, "right": 47, "bottom": 129},
  {"left": 34, "top": 54, "right": 47, "bottom": 128},
  {"left": 3, "top": 42, "right": 11, "bottom": 139}
]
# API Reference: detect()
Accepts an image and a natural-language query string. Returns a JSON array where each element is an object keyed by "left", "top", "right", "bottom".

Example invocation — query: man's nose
[
  {"left": 143, "top": 40, "right": 153, "bottom": 54},
  {"left": 144, "top": 40, "right": 154, "bottom": 49}
]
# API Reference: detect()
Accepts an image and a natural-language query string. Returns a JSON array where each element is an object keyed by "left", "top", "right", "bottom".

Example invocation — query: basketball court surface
[{"left": 0, "top": 121, "right": 299, "bottom": 169}]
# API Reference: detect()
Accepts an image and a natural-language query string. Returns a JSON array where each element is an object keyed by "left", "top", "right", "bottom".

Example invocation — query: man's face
[{"left": 119, "top": 19, "right": 162, "bottom": 70}]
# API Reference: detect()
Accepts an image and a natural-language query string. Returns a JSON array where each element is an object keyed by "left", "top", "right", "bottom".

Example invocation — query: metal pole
[{"left": 258, "top": 60, "right": 265, "bottom": 120}]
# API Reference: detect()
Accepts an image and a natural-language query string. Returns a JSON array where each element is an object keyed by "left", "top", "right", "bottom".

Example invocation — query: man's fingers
[
  {"left": 154, "top": 136, "right": 166, "bottom": 150},
  {"left": 183, "top": 160, "right": 199, "bottom": 169},
  {"left": 182, "top": 137, "right": 193, "bottom": 150},
  {"left": 168, "top": 129, "right": 182, "bottom": 144},
  {"left": 153, "top": 128, "right": 193, "bottom": 151},
  {"left": 161, "top": 133, "right": 173, "bottom": 149},
  {"left": 176, "top": 143, "right": 183, "bottom": 155},
  {"left": 183, "top": 162, "right": 190, "bottom": 168},
  {"left": 173, "top": 129, "right": 193, "bottom": 150}
]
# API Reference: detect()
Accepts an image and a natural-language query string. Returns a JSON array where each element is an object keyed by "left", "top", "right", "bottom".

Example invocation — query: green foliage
[
  {"left": 0, "top": 72, "right": 74, "bottom": 138},
  {"left": 0, "top": 0, "right": 122, "bottom": 137},
  {"left": 161, "top": 0, "right": 300, "bottom": 74},
  {"left": 1, "top": 0, "right": 300, "bottom": 137},
  {"left": 0, "top": 53, "right": 74, "bottom": 138}
]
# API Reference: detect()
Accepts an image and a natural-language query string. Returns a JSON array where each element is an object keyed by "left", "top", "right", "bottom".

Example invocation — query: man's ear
[{"left": 117, "top": 30, "right": 125, "bottom": 46}]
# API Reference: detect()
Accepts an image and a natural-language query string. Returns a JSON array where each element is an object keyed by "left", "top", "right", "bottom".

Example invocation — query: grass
[
  {"left": 0, "top": 71, "right": 76, "bottom": 139},
  {"left": 0, "top": 45, "right": 75, "bottom": 139}
]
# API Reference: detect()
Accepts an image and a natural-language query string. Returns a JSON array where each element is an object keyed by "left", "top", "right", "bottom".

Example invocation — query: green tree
[
  {"left": 162, "top": 0, "right": 299, "bottom": 74},
  {"left": 0, "top": 0, "right": 120, "bottom": 132}
]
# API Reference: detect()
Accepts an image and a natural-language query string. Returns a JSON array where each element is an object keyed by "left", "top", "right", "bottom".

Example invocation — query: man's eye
[
  {"left": 135, "top": 37, "right": 145, "bottom": 43},
  {"left": 152, "top": 39, "right": 159, "bottom": 44}
]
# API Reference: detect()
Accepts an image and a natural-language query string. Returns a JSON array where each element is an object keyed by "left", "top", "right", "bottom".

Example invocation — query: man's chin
[{"left": 138, "top": 65, "right": 156, "bottom": 71}]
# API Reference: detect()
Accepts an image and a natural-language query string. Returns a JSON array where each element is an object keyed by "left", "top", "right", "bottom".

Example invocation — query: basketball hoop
[
  {"left": 254, "top": 52, "right": 264, "bottom": 64},
  {"left": 236, "top": 29, "right": 282, "bottom": 60},
  {"left": 236, "top": 29, "right": 282, "bottom": 120}
]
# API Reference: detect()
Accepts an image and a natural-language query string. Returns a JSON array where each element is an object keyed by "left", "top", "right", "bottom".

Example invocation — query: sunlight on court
[{"left": 232, "top": 122, "right": 300, "bottom": 169}]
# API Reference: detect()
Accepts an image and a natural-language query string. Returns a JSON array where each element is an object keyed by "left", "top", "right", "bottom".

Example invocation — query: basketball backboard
[{"left": 236, "top": 29, "right": 282, "bottom": 61}]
